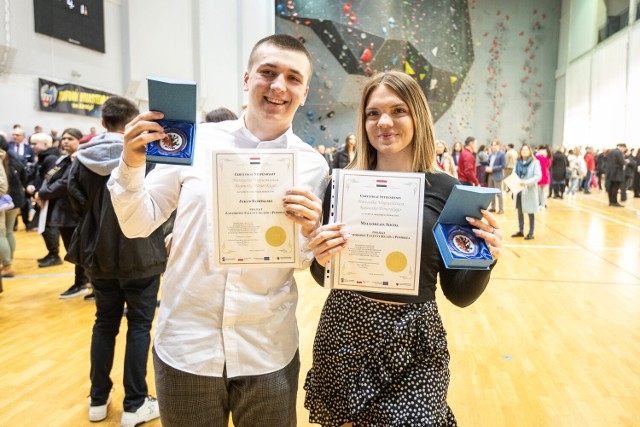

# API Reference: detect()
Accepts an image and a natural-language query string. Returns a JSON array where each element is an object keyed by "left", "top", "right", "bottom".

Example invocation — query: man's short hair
[
  {"left": 102, "top": 96, "right": 140, "bottom": 132},
  {"left": 508, "top": 143, "right": 514, "bottom": 149},
  {"left": 30, "top": 132, "right": 53, "bottom": 148},
  {"left": 617, "top": 143, "right": 627, "bottom": 149},
  {"left": 464, "top": 136, "right": 476, "bottom": 146},
  {"left": 247, "top": 34, "right": 312, "bottom": 76},
  {"left": 204, "top": 107, "right": 238, "bottom": 123}
]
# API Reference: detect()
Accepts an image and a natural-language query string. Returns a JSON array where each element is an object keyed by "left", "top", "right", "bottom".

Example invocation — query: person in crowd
[
  {"left": 583, "top": 146, "right": 596, "bottom": 194},
  {"left": 550, "top": 146, "right": 568, "bottom": 199},
  {"left": 504, "top": 143, "right": 517, "bottom": 179},
  {"left": 35, "top": 128, "right": 89, "bottom": 298},
  {"left": 435, "top": 140, "right": 457, "bottom": 177},
  {"left": 333, "top": 133, "right": 356, "bottom": 169},
  {"left": 457, "top": 136, "right": 479, "bottom": 186},
  {"left": 0, "top": 135, "right": 27, "bottom": 278},
  {"left": 451, "top": 141, "right": 463, "bottom": 166},
  {"left": 50, "top": 128, "right": 61, "bottom": 145},
  {"left": 26, "top": 133, "right": 62, "bottom": 267},
  {"left": 605, "top": 143, "right": 626, "bottom": 207},
  {"left": 511, "top": 144, "right": 542, "bottom": 240},
  {"left": 304, "top": 70, "right": 502, "bottom": 426},
  {"left": 0, "top": 144, "right": 9, "bottom": 283},
  {"left": 476, "top": 144, "right": 490, "bottom": 187},
  {"left": 9, "top": 127, "right": 36, "bottom": 230},
  {"left": 633, "top": 148, "right": 640, "bottom": 198},
  {"left": 316, "top": 144, "right": 334, "bottom": 172},
  {"left": 79, "top": 126, "right": 99, "bottom": 144},
  {"left": 566, "top": 148, "right": 585, "bottom": 200},
  {"left": 108, "top": 34, "right": 329, "bottom": 427},
  {"left": 65, "top": 96, "right": 166, "bottom": 426},
  {"left": 535, "top": 145, "right": 551, "bottom": 209},
  {"left": 486, "top": 139, "right": 506, "bottom": 214},
  {"left": 8, "top": 127, "right": 35, "bottom": 164},
  {"left": 621, "top": 149, "right": 637, "bottom": 202},
  {"left": 595, "top": 148, "right": 606, "bottom": 190},
  {"left": 204, "top": 107, "right": 238, "bottom": 123}
]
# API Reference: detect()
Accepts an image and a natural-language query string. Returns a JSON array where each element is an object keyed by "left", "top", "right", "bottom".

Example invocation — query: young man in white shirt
[{"left": 108, "top": 34, "right": 329, "bottom": 426}]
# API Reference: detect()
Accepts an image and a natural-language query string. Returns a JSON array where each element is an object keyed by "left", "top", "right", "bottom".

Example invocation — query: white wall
[
  {"left": 561, "top": 20, "right": 640, "bottom": 150},
  {"left": 568, "top": 0, "right": 600, "bottom": 61},
  {"left": 0, "top": 0, "right": 274, "bottom": 136},
  {"left": 555, "top": 0, "right": 639, "bottom": 149}
]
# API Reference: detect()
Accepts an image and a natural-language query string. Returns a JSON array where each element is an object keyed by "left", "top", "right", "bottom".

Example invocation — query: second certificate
[
  {"left": 212, "top": 150, "right": 298, "bottom": 267},
  {"left": 331, "top": 169, "right": 425, "bottom": 296}
]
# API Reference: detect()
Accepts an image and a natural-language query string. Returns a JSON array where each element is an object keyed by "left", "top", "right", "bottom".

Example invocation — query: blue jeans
[
  {"left": 90, "top": 275, "right": 160, "bottom": 411},
  {"left": 583, "top": 171, "right": 592, "bottom": 192}
]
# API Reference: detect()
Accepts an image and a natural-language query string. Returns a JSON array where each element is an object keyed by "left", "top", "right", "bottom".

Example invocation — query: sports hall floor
[{"left": 1, "top": 187, "right": 638, "bottom": 426}]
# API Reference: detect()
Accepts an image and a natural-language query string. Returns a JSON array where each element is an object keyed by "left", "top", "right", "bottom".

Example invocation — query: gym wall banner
[{"left": 38, "top": 78, "right": 114, "bottom": 118}]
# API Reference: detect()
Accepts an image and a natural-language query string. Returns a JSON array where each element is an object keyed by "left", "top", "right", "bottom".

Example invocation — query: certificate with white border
[
  {"left": 210, "top": 149, "right": 298, "bottom": 267},
  {"left": 324, "top": 169, "right": 425, "bottom": 296}
]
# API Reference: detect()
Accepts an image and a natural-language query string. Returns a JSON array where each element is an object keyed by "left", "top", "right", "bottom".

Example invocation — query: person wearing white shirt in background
[{"left": 108, "top": 34, "right": 329, "bottom": 427}]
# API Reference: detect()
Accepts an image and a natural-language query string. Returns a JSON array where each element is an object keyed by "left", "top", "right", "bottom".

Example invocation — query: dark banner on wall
[{"left": 38, "top": 78, "right": 114, "bottom": 118}]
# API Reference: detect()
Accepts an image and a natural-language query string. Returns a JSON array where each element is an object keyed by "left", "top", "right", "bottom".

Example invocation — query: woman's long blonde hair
[{"left": 350, "top": 71, "right": 439, "bottom": 173}]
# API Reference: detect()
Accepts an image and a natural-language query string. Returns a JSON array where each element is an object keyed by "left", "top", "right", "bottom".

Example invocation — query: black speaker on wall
[{"left": 34, "top": 0, "right": 105, "bottom": 53}]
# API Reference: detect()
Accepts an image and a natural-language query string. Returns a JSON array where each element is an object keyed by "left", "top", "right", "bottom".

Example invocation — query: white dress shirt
[{"left": 108, "top": 118, "right": 329, "bottom": 377}]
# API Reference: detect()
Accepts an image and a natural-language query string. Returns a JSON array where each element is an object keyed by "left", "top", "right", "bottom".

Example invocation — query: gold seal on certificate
[
  {"left": 210, "top": 150, "right": 298, "bottom": 267},
  {"left": 324, "top": 169, "right": 425, "bottom": 296}
]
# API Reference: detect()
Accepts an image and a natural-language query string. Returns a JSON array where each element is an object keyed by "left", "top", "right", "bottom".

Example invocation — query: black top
[
  {"left": 37, "top": 155, "right": 79, "bottom": 228},
  {"left": 605, "top": 148, "right": 624, "bottom": 183},
  {"left": 310, "top": 171, "right": 494, "bottom": 307},
  {"left": 30, "top": 147, "right": 60, "bottom": 189},
  {"left": 65, "top": 139, "right": 166, "bottom": 280},
  {"left": 5, "top": 150, "right": 27, "bottom": 207},
  {"left": 550, "top": 151, "right": 568, "bottom": 182},
  {"left": 332, "top": 148, "right": 351, "bottom": 170}
]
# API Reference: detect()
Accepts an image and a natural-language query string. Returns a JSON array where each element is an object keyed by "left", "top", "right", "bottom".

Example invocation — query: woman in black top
[
  {"left": 304, "top": 71, "right": 502, "bottom": 426},
  {"left": 332, "top": 133, "right": 356, "bottom": 170}
]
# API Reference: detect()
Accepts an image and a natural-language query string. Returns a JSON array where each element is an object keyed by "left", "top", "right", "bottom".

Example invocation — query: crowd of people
[
  {"left": 324, "top": 135, "right": 638, "bottom": 240},
  {"left": 1, "top": 32, "right": 638, "bottom": 427}
]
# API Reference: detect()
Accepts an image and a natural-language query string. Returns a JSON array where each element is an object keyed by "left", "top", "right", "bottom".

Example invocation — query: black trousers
[
  {"left": 41, "top": 225, "right": 60, "bottom": 256},
  {"left": 90, "top": 275, "right": 161, "bottom": 411},
  {"left": 59, "top": 226, "right": 88, "bottom": 286},
  {"left": 608, "top": 181, "right": 622, "bottom": 205}
]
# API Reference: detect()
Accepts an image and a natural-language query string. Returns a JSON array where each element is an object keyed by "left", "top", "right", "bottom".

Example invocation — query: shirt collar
[{"left": 229, "top": 114, "right": 291, "bottom": 149}]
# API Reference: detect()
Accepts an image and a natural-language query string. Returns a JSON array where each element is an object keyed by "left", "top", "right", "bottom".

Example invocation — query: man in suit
[
  {"left": 605, "top": 143, "right": 626, "bottom": 207},
  {"left": 486, "top": 139, "right": 506, "bottom": 214},
  {"left": 8, "top": 128, "right": 35, "bottom": 164}
]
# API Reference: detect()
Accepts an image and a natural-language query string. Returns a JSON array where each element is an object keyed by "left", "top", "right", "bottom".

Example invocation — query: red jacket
[
  {"left": 457, "top": 147, "right": 478, "bottom": 185},
  {"left": 584, "top": 152, "right": 595, "bottom": 172}
]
